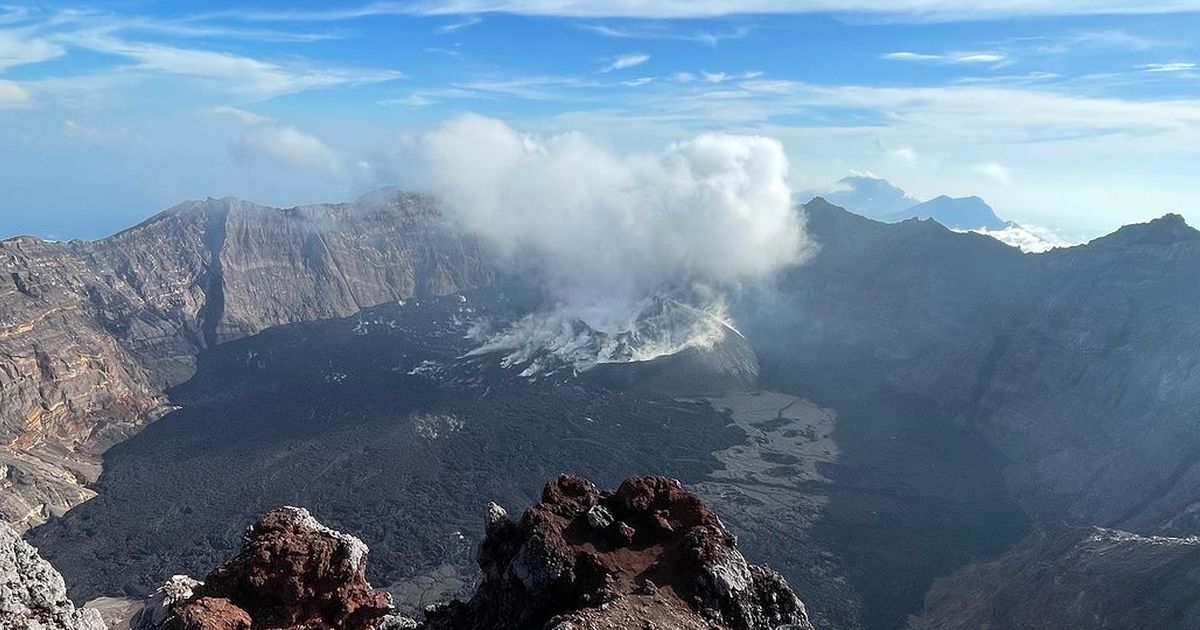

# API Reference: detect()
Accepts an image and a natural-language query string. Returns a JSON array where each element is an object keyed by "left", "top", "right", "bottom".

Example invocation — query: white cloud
[
  {"left": 379, "top": 86, "right": 489, "bottom": 107},
  {"left": 0, "top": 30, "right": 65, "bottom": 71},
  {"left": 454, "top": 75, "right": 594, "bottom": 100},
  {"left": 0, "top": 80, "right": 31, "bottom": 109},
  {"left": 1037, "top": 29, "right": 1169, "bottom": 53},
  {"left": 398, "top": 114, "right": 811, "bottom": 312},
  {"left": 61, "top": 119, "right": 146, "bottom": 144},
  {"left": 1140, "top": 62, "right": 1196, "bottom": 73},
  {"left": 2, "top": 16, "right": 401, "bottom": 106},
  {"left": 964, "top": 223, "right": 1072, "bottom": 253},
  {"left": 972, "top": 161, "right": 1013, "bottom": 183},
  {"left": 380, "top": 93, "right": 439, "bottom": 107},
  {"left": 580, "top": 23, "right": 751, "bottom": 46},
  {"left": 234, "top": 125, "right": 343, "bottom": 174},
  {"left": 666, "top": 71, "right": 763, "bottom": 84},
  {"left": 883, "top": 51, "right": 1008, "bottom": 64},
  {"left": 219, "top": 108, "right": 343, "bottom": 175},
  {"left": 62, "top": 119, "right": 101, "bottom": 141},
  {"left": 729, "top": 80, "right": 1200, "bottom": 145},
  {"left": 437, "top": 16, "right": 483, "bottom": 34},
  {"left": 67, "top": 35, "right": 403, "bottom": 100},
  {"left": 891, "top": 146, "right": 920, "bottom": 164},
  {"left": 602, "top": 53, "right": 651, "bottom": 72},
  {"left": 211, "top": 105, "right": 270, "bottom": 125}
]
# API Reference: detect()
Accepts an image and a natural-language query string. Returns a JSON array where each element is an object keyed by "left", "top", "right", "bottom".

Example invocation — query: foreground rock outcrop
[
  {"left": 131, "top": 476, "right": 814, "bottom": 630},
  {"left": 0, "top": 520, "right": 104, "bottom": 630},
  {"left": 130, "top": 507, "right": 398, "bottom": 630}
]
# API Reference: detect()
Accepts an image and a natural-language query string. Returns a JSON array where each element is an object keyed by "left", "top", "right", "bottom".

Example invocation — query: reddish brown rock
[
  {"left": 424, "top": 474, "right": 816, "bottom": 630},
  {"left": 166, "top": 597, "right": 252, "bottom": 630},
  {"left": 153, "top": 507, "right": 395, "bottom": 630},
  {"left": 133, "top": 477, "right": 815, "bottom": 630}
]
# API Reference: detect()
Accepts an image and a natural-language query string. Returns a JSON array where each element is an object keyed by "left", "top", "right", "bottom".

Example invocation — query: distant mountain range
[
  {"left": 891, "top": 195, "right": 1007, "bottom": 230},
  {"left": 812, "top": 174, "right": 1068, "bottom": 253}
]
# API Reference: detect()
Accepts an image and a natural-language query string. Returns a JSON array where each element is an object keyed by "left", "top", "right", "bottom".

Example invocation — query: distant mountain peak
[
  {"left": 1154, "top": 213, "right": 1193, "bottom": 229},
  {"left": 816, "top": 175, "right": 922, "bottom": 221},
  {"left": 891, "top": 195, "right": 1006, "bottom": 231},
  {"left": 1094, "top": 213, "right": 1200, "bottom": 247}
]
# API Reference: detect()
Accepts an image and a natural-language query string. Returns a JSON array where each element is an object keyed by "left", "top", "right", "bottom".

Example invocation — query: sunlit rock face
[
  {"left": 0, "top": 519, "right": 105, "bottom": 630},
  {"left": 0, "top": 190, "right": 493, "bottom": 531}
]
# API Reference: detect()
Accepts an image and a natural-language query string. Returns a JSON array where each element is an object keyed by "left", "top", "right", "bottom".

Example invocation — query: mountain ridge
[
  {"left": 884, "top": 194, "right": 1007, "bottom": 230},
  {"left": 808, "top": 175, "right": 1068, "bottom": 252},
  {"left": 0, "top": 191, "right": 493, "bottom": 531}
]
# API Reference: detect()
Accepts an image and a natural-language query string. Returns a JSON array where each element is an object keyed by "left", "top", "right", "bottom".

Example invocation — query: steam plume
[{"left": 399, "top": 114, "right": 812, "bottom": 368}]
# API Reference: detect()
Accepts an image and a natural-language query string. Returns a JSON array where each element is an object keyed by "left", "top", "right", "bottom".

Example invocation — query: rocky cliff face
[
  {"left": 0, "top": 191, "right": 492, "bottom": 531},
  {"left": 744, "top": 201, "right": 1200, "bottom": 628},
  {"left": 128, "top": 476, "right": 814, "bottom": 630},
  {"left": 911, "top": 526, "right": 1200, "bottom": 630},
  {"left": 0, "top": 519, "right": 105, "bottom": 629}
]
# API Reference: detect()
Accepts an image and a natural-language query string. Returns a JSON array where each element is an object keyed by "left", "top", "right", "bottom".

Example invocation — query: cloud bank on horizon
[{"left": 0, "top": 2, "right": 1198, "bottom": 239}]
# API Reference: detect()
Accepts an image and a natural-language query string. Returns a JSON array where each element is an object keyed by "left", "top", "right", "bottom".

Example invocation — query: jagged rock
[
  {"left": 585, "top": 505, "right": 614, "bottom": 530},
  {"left": 134, "top": 507, "right": 395, "bottom": 630},
  {"left": 130, "top": 575, "right": 203, "bottom": 630},
  {"left": 0, "top": 520, "right": 104, "bottom": 630},
  {"left": 424, "top": 475, "right": 815, "bottom": 630},
  {"left": 484, "top": 502, "right": 510, "bottom": 537}
]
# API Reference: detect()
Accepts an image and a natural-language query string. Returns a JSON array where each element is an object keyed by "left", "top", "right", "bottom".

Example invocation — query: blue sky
[{"left": 1, "top": 1, "right": 1199, "bottom": 239}]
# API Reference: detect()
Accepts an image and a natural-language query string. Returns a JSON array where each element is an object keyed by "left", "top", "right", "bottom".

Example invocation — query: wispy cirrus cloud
[
  {"left": 0, "top": 29, "right": 65, "bottom": 70},
  {"left": 601, "top": 53, "right": 651, "bottom": 72},
  {"left": 437, "top": 16, "right": 483, "bottom": 34},
  {"left": 67, "top": 33, "right": 403, "bottom": 100},
  {"left": 580, "top": 22, "right": 752, "bottom": 46},
  {"left": 1140, "top": 62, "right": 1196, "bottom": 72},
  {"left": 1036, "top": 29, "right": 1170, "bottom": 53},
  {"left": 546, "top": 75, "right": 1200, "bottom": 152},
  {"left": 883, "top": 51, "right": 1009, "bottom": 65},
  {"left": 0, "top": 7, "right": 402, "bottom": 107}
]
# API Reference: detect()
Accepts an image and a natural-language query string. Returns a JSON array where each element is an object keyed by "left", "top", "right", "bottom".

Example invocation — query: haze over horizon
[{"left": 2, "top": 1, "right": 1199, "bottom": 240}]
